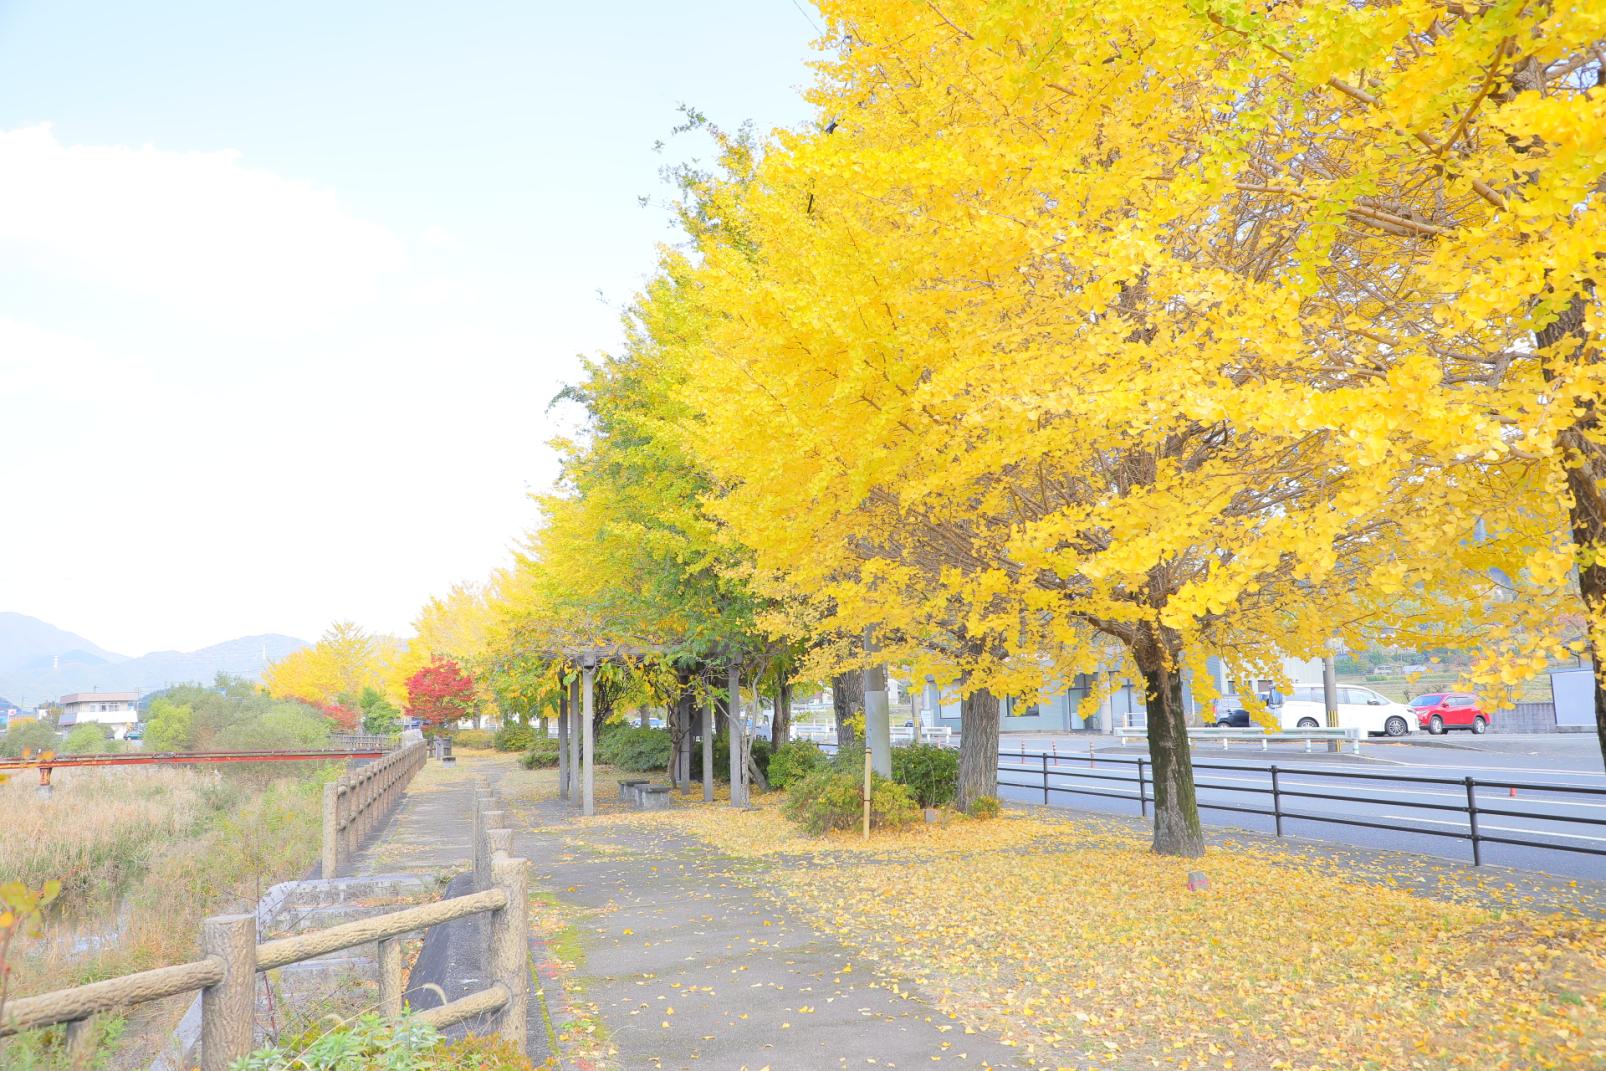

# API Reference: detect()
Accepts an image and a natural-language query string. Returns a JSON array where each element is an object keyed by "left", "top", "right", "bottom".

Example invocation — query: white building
[{"left": 58, "top": 691, "right": 140, "bottom": 738}]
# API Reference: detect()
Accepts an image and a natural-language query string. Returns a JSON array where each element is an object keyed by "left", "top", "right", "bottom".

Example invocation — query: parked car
[
  {"left": 1274, "top": 684, "right": 1415, "bottom": 737},
  {"left": 125, "top": 724, "right": 144, "bottom": 741},
  {"left": 1212, "top": 696, "right": 1251, "bottom": 727},
  {"left": 1408, "top": 692, "right": 1490, "bottom": 735}
]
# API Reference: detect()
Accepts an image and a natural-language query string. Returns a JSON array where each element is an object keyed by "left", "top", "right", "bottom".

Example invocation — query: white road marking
[{"left": 1381, "top": 815, "right": 1606, "bottom": 844}]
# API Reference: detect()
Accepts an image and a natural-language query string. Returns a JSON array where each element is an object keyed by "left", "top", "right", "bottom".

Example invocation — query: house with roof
[{"left": 58, "top": 691, "right": 140, "bottom": 739}]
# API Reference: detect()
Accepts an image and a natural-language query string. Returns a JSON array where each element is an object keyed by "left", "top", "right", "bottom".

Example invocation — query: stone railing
[
  {"left": 0, "top": 853, "right": 530, "bottom": 1071},
  {"left": 327, "top": 732, "right": 401, "bottom": 752},
  {"left": 322, "top": 741, "right": 427, "bottom": 878}
]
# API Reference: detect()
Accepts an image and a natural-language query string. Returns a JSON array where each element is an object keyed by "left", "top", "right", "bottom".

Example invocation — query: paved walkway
[{"left": 486, "top": 765, "right": 1029, "bottom": 1071}]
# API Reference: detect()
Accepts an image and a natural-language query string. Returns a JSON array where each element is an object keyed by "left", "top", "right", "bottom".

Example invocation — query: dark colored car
[
  {"left": 1408, "top": 693, "right": 1491, "bottom": 735},
  {"left": 1213, "top": 697, "right": 1251, "bottom": 728}
]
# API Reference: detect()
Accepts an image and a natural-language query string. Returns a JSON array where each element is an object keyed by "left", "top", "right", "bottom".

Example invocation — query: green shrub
[
  {"left": 451, "top": 728, "right": 496, "bottom": 750},
  {"left": 891, "top": 743, "right": 959, "bottom": 808},
  {"left": 768, "top": 740, "right": 829, "bottom": 789},
  {"left": 233, "top": 1011, "right": 541, "bottom": 1071},
  {"left": 494, "top": 723, "right": 537, "bottom": 751},
  {"left": 0, "top": 718, "right": 59, "bottom": 758},
  {"left": 689, "top": 733, "right": 772, "bottom": 782},
  {"left": 596, "top": 726, "right": 671, "bottom": 771},
  {"left": 520, "top": 738, "right": 561, "bottom": 768},
  {"left": 783, "top": 769, "right": 918, "bottom": 835},
  {"left": 217, "top": 704, "right": 331, "bottom": 751},
  {"left": 968, "top": 795, "right": 1002, "bottom": 819},
  {"left": 63, "top": 723, "right": 121, "bottom": 754},
  {"left": 831, "top": 744, "right": 866, "bottom": 775}
]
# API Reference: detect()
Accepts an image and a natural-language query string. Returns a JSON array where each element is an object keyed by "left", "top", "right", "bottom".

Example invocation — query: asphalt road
[{"left": 991, "top": 733, "right": 1606, "bottom": 881}]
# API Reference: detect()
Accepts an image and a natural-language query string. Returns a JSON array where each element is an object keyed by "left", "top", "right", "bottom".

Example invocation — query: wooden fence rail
[
  {"left": 2, "top": 829, "right": 529, "bottom": 1071},
  {"left": 322, "top": 741, "right": 427, "bottom": 878}
]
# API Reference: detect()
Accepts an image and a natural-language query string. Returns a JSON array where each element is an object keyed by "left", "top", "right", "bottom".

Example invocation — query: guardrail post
[
  {"left": 1041, "top": 753, "right": 1049, "bottom": 804},
  {"left": 1137, "top": 757, "right": 1148, "bottom": 817},
  {"left": 378, "top": 936, "right": 403, "bottom": 1017},
  {"left": 1270, "top": 765, "right": 1283, "bottom": 837},
  {"left": 1465, "top": 777, "right": 1482, "bottom": 866},
  {"left": 200, "top": 914, "right": 257, "bottom": 1071},
  {"left": 488, "top": 855, "right": 530, "bottom": 1050},
  {"left": 322, "top": 782, "right": 340, "bottom": 878}
]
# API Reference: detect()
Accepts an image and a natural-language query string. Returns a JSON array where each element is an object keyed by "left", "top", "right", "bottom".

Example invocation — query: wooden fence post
[
  {"left": 200, "top": 914, "right": 257, "bottom": 1071},
  {"left": 322, "top": 782, "right": 340, "bottom": 879},
  {"left": 487, "top": 828, "right": 512, "bottom": 861},
  {"left": 377, "top": 936, "right": 403, "bottom": 1017},
  {"left": 488, "top": 855, "right": 529, "bottom": 1050},
  {"left": 478, "top": 810, "right": 505, "bottom": 892}
]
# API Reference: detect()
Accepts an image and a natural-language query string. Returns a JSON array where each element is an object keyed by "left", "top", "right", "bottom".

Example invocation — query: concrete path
[{"left": 493, "top": 777, "right": 1029, "bottom": 1071}]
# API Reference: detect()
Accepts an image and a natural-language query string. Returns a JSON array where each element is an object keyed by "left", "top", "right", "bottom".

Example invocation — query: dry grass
[{"left": 2, "top": 763, "right": 331, "bottom": 996}]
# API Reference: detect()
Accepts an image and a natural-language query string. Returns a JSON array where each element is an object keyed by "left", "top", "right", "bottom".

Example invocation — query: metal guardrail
[
  {"left": 817, "top": 738, "right": 1606, "bottom": 867},
  {"left": 2, "top": 765, "right": 529, "bottom": 1069},
  {"left": 994, "top": 749, "right": 1606, "bottom": 866},
  {"left": 1115, "top": 725, "right": 1363, "bottom": 754}
]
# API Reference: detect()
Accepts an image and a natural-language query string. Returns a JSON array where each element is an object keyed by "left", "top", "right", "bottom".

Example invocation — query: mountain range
[{"left": 0, "top": 612, "right": 308, "bottom": 707}]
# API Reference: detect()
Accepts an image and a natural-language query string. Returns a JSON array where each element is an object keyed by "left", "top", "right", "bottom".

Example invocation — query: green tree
[
  {"left": 145, "top": 698, "right": 196, "bottom": 752},
  {"left": 0, "top": 718, "right": 59, "bottom": 758},
  {"left": 358, "top": 686, "right": 402, "bottom": 735}
]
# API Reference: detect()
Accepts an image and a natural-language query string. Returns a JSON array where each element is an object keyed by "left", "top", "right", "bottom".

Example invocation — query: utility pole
[
  {"left": 1322, "top": 654, "right": 1341, "bottom": 754},
  {"left": 863, "top": 627, "right": 892, "bottom": 776}
]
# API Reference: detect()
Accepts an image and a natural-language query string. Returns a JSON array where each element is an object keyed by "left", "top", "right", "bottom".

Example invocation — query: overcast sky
[{"left": 0, "top": 1, "right": 819, "bottom": 656}]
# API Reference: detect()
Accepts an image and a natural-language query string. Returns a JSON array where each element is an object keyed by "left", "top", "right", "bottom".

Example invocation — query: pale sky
[{"left": 0, "top": 1, "right": 819, "bottom": 656}]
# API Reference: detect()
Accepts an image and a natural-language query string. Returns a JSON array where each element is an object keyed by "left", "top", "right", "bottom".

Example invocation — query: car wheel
[
  {"left": 1297, "top": 717, "right": 1319, "bottom": 729},
  {"left": 1472, "top": 716, "right": 1487, "bottom": 735},
  {"left": 1429, "top": 715, "right": 1444, "bottom": 735},
  {"left": 1385, "top": 716, "right": 1408, "bottom": 737}
]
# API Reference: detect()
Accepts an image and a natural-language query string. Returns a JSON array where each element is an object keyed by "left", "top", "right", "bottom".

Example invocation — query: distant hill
[
  {"left": 0, "top": 613, "right": 308, "bottom": 705},
  {"left": 0, "top": 612, "right": 126, "bottom": 676}
]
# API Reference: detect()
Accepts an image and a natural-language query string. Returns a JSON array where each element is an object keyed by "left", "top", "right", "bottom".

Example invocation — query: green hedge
[
  {"left": 596, "top": 726, "right": 671, "bottom": 771},
  {"left": 782, "top": 769, "right": 918, "bottom": 835},
  {"left": 520, "top": 738, "right": 561, "bottom": 768},
  {"left": 494, "top": 724, "right": 538, "bottom": 752},
  {"left": 768, "top": 740, "right": 829, "bottom": 789}
]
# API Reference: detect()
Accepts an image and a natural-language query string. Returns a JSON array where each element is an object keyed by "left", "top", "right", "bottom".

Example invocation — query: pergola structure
[{"left": 520, "top": 635, "right": 772, "bottom": 815}]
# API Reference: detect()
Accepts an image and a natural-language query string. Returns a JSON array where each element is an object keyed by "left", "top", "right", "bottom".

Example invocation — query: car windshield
[{"left": 1409, "top": 694, "right": 1444, "bottom": 708}]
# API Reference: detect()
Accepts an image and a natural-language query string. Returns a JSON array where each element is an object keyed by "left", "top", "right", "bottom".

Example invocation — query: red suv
[{"left": 1408, "top": 693, "right": 1490, "bottom": 735}]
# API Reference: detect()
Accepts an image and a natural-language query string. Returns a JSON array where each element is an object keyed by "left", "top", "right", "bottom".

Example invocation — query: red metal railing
[{"left": 0, "top": 750, "right": 384, "bottom": 785}]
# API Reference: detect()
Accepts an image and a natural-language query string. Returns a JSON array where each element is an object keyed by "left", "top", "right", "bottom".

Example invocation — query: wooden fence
[
  {"left": 0, "top": 764, "right": 529, "bottom": 1071},
  {"left": 322, "top": 741, "right": 427, "bottom": 878}
]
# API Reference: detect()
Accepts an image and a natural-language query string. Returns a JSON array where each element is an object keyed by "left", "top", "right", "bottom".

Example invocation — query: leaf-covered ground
[{"left": 589, "top": 795, "right": 1605, "bottom": 1071}]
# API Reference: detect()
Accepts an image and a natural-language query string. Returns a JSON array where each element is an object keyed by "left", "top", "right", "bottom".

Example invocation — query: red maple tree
[
  {"left": 405, "top": 658, "right": 478, "bottom": 731},
  {"left": 310, "top": 699, "right": 361, "bottom": 731}
]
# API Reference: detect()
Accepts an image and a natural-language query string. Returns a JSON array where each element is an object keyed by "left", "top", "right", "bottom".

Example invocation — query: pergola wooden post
[
  {"left": 556, "top": 685, "right": 570, "bottom": 799},
  {"left": 568, "top": 674, "right": 582, "bottom": 806},
  {"left": 727, "top": 662, "right": 747, "bottom": 808},
  {"left": 581, "top": 657, "right": 597, "bottom": 817},
  {"left": 702, "top": 690, "right": 715, "bottom": 803}
]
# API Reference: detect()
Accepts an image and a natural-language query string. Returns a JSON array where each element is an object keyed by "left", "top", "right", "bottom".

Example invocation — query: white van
[{"left": 1274, "top": 684, "right": 1414, "bottom": 737}]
